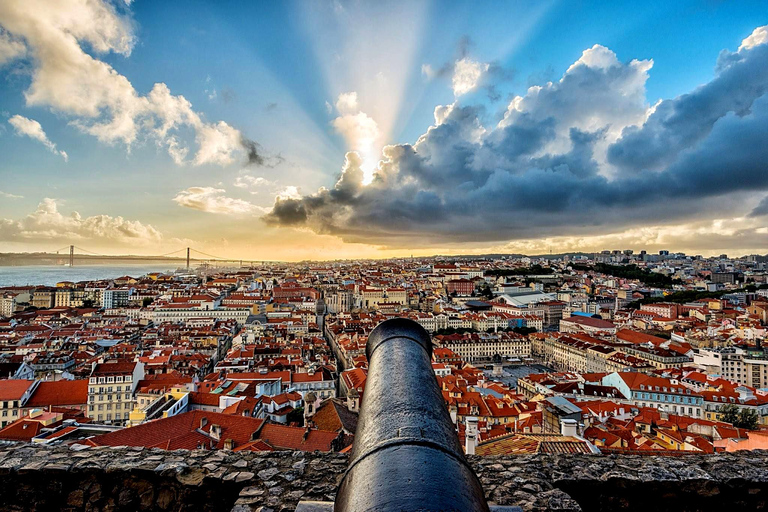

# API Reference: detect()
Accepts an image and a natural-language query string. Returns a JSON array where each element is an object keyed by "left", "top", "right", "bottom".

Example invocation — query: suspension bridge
[{"left": 48, "top": 245, "right": 260, "bottom": 268}]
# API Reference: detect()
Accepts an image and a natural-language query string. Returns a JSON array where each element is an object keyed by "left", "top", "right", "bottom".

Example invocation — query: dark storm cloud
[
  {"left": 607, "top": 43, "right": 768, "bottom": 173},
  {"left": 749, "top": 196, "right": 768, "bottom": 217},
  {"left": 265, "top": 30, "right": 768, "bottom": 248}
]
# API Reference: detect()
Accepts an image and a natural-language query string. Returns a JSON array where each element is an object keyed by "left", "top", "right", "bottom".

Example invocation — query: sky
[{"left": 0, "top": 0, "right": 767, "bottom": 261}]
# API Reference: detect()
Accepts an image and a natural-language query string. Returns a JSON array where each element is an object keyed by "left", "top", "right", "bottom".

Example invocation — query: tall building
[
  {"left": 103, "top": 288, "right": 131, "bottom": 309},
  {"left": 87, "top": 362, "right": 145, "bottom": 425}
]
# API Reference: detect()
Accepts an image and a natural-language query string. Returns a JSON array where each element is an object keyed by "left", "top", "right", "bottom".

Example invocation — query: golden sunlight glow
[{"left": 300, "top": 1, "right": 429, "bottom": 176}]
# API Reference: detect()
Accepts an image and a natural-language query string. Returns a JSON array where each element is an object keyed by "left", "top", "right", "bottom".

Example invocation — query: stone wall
[{"left": 1, "top": 444, "right": 767, "bottom": 511}]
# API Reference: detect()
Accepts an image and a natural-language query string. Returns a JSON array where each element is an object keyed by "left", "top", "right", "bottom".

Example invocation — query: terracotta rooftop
[
  {"left": 0, "top": 380, "right": 34, "bottom": 401},
  {"left": 476, "top": 433, "right": 597, "bottom": 456},
  {"left": 87, "top": 411, "right": 264, "bottom": 450},
  {"left": 25, "top": 380, "right": 88, "bottom": 408}
]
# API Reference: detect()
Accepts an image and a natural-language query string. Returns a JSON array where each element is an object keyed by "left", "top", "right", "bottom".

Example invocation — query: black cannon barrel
[{"left": 335, "top": 318, "right": 490, "bottom": 512}]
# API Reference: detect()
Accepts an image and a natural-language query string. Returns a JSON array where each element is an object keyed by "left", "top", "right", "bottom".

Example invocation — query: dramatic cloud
[
  {"left": 0, "top": 0, "right": 260, "bottom": 167},
  {"left": 173, "top": 187, "right": 263, "bottom": 215},
  {"left": 330, "top": 92, "right": 382, "bottom": 182},
  {"left": 0, "top": 198, "right": 162, "bottom": 243},
  {"left": 607, "top": 33, "right": 768, "bottom": 173},
  {"left": 266, "top": 27, "right": 768, "bottom": 249},
  {"left": 8, "top": 115, "right": 68, "bottom": 161}
]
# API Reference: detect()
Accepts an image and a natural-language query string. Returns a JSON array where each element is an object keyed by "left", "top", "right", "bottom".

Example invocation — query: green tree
[
  {"left": 719, "top": 404, "right": 759, "bottom": 430},
  {"left": 719, "top": 403, "right": 740, "bottom": 425},
  {"left": 142, "top": 297, "right": 154, "bottom": 307},
  {"left": 477, "top": 283, "right": 494, "bottom": 300},
  {"left": 287, "top": 406, "right": 304, "bottom": 425},
  {"left": 737, "top": 408, "right": 760, "bottom": 430}
]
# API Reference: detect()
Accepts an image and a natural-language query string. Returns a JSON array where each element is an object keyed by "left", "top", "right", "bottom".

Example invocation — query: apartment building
[
  {"left": 695, "top": 347, "right": 768, "bottom": 388},
  {"left": 0, "top": 380, "right": 37, "bottom": 428},
  {"left": 433, "top": 332, "right": 531, "bottom": 362},
  {"left": 603, "top": 372, "right": 704, "bottom": 418},
  {"left": 87, "top": 361, "right": 145, "bottom": 425},
  {"left": 103, "top": 288, "right": 131, "bottom": 309},
  {"left": 152, "top": 307, "right": 250, "bottom": 325}
]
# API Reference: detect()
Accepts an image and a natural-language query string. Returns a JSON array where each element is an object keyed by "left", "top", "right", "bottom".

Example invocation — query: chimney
[
  {"left": 560, "top": 418, "right": 578, "bottom": 437},
  {"left": 303, "top": 427, "right": 311, "bottom": 442},
  {"left": 449, "top": 404, "right": 458, "bottom": 424},
  {"left": 223, "top": 438, "right": 234, "bottom": 450},
  {"left": 210, "top": 424, "right": 222, "bottom": 441},
  {"left": 465, "top": 416, "right": 478, "bottom": 455},
  {"left": 347, "top": 388, "right": 360, "bottom": 413}
]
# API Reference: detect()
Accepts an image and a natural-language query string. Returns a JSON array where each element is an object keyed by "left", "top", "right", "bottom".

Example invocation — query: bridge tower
[
  {"left": 69, "top": 245, "right": 74, "bottom": 267},
  {"left": 186, "top": 247, "right": 190, "bottom": 270}
]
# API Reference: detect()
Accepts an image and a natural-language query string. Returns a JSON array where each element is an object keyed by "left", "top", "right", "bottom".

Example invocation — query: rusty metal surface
[{"left": 335, "top": 317, "right": 491, "bottom": 512}]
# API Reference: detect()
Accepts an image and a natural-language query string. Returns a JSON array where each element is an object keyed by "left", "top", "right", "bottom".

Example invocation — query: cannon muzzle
[{"left": 334, "top": 318, "right": 490, "bottom": 512}]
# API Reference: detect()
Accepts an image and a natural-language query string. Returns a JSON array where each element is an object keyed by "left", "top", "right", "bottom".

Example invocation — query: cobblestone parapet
[{"left": 1, "top": 444, "right": 767, "bottom": 511}]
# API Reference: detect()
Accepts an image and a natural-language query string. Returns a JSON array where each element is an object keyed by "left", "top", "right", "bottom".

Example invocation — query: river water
[{"left": 0, "top": 264, "right": 179, "bottom": 287}]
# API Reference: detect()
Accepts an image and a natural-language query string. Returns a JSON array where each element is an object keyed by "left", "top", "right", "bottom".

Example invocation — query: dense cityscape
[
  {"left": 0, "top": 250, "right": 766, "bottom": 458},
  {"left": 3, "top": 0, "right": 768, "bottom": 509}
]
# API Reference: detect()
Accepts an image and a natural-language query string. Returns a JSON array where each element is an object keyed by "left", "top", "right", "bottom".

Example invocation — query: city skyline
[{"left": 1, "top": 1, "right": 768, "bottom": 261}]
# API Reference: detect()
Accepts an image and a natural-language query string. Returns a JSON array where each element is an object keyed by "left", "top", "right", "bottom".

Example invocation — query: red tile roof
[
  {"left": 92, "top": 362, "right": 137, "bottom": 376},
  {"left": 25, "top": 380, "right": 88, "bottom": 408},
  {"left": 88, "top": 411, "right": 264, "bottom": 450},
  {"left": 258, "top": 423, "right": 339, "bottom": 452},
  {"left": 0, "top": 418, "right": 45, "bottom": 441},
  {"left": 0, "top": 380, "right": 34, "bottom": 401}
]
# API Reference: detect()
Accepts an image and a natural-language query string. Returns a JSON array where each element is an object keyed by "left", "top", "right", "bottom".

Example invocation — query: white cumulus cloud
[
  {"left": 330, "top": 91, "right": 382, "bottom": 182},
  {"left": 173, "top": 187, "right": 264, "bottom": 215},
  {"left": 0, "top": 0, "right": 256, "bottom": 167},
  {"left": 8, "top": 114, "right": 68, "bottom": 161},
  {"left": 0, "top": 198, "right": 162, "bottom": 243},
  {"left": 739, "top": 25, "right": 768, "bottom": 51},
  {"left": 452, "top": 57, "right": 489, "bottom": 97}
]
